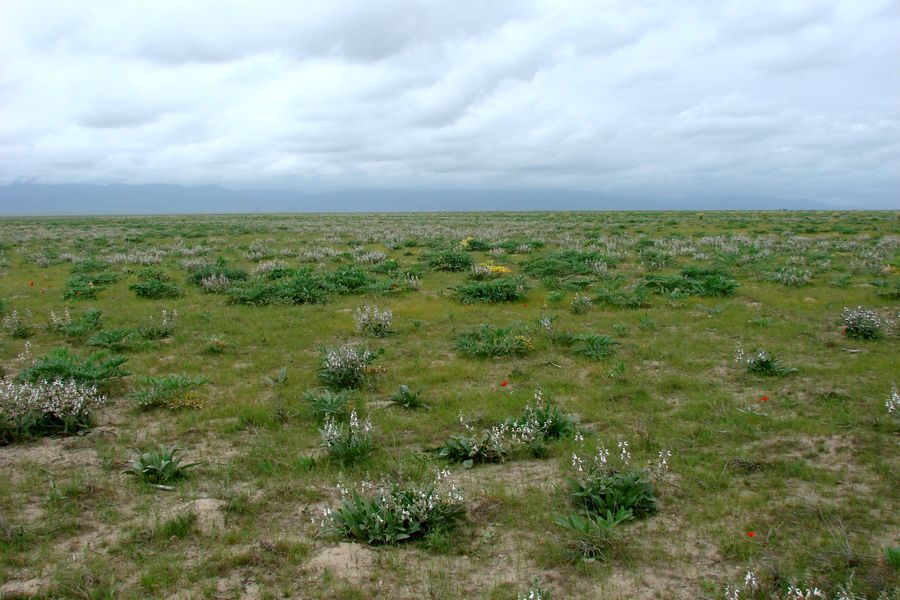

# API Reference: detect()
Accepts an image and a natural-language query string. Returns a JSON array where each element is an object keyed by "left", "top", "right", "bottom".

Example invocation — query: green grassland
[{"left": 0, "top": 211, "right": 897, "bottom": 599}]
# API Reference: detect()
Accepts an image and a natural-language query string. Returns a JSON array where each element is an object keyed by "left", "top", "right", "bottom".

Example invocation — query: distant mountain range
[{"left": 0, "top": 183, "right": 876, "bottom": 215}]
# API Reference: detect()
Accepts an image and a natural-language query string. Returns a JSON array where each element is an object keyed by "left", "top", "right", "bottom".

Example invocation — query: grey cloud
[{"left": 0, "top": 0, "right": 897, "bottom": 207}]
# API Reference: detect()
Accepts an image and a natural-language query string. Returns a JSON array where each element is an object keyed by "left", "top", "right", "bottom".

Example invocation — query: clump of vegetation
[
  {"left": 440, "top": 392, "right": 577, "bottom": 466},
  {"left": 642, "top": 267, "right": 738, "bottom": 297},
  {"left": 319, "top": 410, "right": 373, "bottom": 464},
  {"left": 558, "top": 442, "right": 669, "bottom": 561},
  {"left": 18, "top": 347, "right": 128, "bottom": 384},
  {"left": 766, "top": 266, "right": 812, "bottom": 287},
  {"left": 319, "top": 470, "right": 465, "bottom": 544},
  {"left": 390, "top": 384, "right": 424, "bottom": 409},
  {"left": 128, "top": 445, "right": 200, "bottom": 485},
  {"left": 129, "top": 374, "right": 208, "bottom": 410},
  {"left": 354, "top": 305, "right": 394, "bottom": 337},
  {"left": 735, "top": 348, "right": 798, "bottom": 376},
  {"left": 505, "top": 392, "right": 577, "bottom": 440},
  {"left": 87, "top": 327, "right": 140, "bottom": 351},
  {"left": 594, "top": 285, "right": 651, "bottom": 309},
  {"left": 469, "top": 262, "right": 510, "bottom": 280},
  {"left": 569, "top": 334, "right": 619, "bottom": 360},
  {"left": 841, "top": 306, "right": 887, "bottom": 339},
  {"left": 453, "top": 276, "right": 528, "bottom": 304},
  {"left": 424, "top": 248, "right": 473, "bottom": 272},
  {"left": 553, "top": 508, "right": 632, "bottom": 561},
  {"left": 570, "top": 294, "right": 592, "bottom": 314},
  {"left": 0, "top": 379, "right": 106, "bottom": 444},
  {"left": 454, "top": 324, "right": 533, "bottom": 358},
  {"left": 523, "top": 250, "right": 615, "bottom": 279},
  {"left": 49, "top": 308, "right": 103, "bottom": 339},
  {"left": 136, "top": 309, "right": 177, "bottom": 340},
  {"left": 318, "top": 344, "right": 380, "bottom": 389},
  {"left": 129, "top": 268, "right": 183, "bottom": 299},
  {"left": 63, "top": 274, "right": 110, "bottom": 300},
  {"left": 2, "top": 309, "right": 33, "bottom": 339},
  {"left": 303, "top": 388, "right": 352, "bottom": 420}
]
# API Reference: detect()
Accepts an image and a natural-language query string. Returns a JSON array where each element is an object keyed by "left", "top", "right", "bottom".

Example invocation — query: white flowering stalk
[
  {"left": 355, "top": 250, "right": 387, "bottom": 264},
  {"left": 250, "top": 259, "right": 288, "bottom": 276},
  {"left": 887, "top": 385, "right": 898, "bottom": 415},
  {"left": 48, "top": 308, "right": 72, "bottom": 332},
  {"left": 200, "top": 273, "right": 231, "bottom": 293},
  {"left": 841, "top": 306, "right": 887, "bottom": 339},
  {"left": 318, "top": 470, "right": 465, "bottom": 544},
  {"left": 1, "top": 379, "right": 107, "bottom": 442},
  {"left": 318, "top": 344, "right": 377, "bottom": 389},
  {"left": 354, "top": 305, "right": 393, "bottom": 337}
]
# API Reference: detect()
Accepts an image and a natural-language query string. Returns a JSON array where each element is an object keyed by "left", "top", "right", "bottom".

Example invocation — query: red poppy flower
[
  {"left": 28, "top": 280, "right": 34, "bottom": 287},
  {"left": 500, "top": 380, "right": 509, "bottom": 387},
  {"left": 747, "top": 531, "right": 756, "bottom": 538},
  {"left": 761, "top": 396, "right": 768, "bottom": 402},
  {"left": 523, "top": 304, "right": 528, "bottom": 308}
]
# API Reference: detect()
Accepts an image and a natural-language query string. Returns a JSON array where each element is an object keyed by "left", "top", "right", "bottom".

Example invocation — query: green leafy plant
[
  {"left": 553, "top": 509, "right": 631, "bottom": 561},
  {"left": 390, "top": 384, "right": 423, "bottom": 409},
  {"left": 841, "top": 306, "right": 886, "bottom": 339},
  {"left": 263, "top": 366, "right": 288, "bottom": 386},
  {"left": 454, "top": 324, "right": 533, "bottom": 358},
  {"left": 569, "top": 334, "right": 619, "bottom": 360},
  {"left": 318, "top": 345, "right": 381, "bottom": 389},
  {"left": 735, "top": 348, "right": 798, "bottom": 376},
  {"left": 63, "top": 275, "right": 107, "bottom": 300},
  {"left": 303, "top": 388, "right": 352, "bottom": 420},
  {"left": 51, "top": 308, "right": 103, "bottom": 339},
  {"left": 319, "top": 410, "right": 373, "bottom": 465},
  {"left": 1, "top": 379, "right": 106, "bottom": 444},
  {"left": 321, "top": 472, "right": 465, "bottom": 545},
  {"left": 18, "top": 347, "right": 128, "bottom": 384},
  {"left": 452, "top": 276, "right": 528, "bottom": 304},
  {"left": 127, "top": 445, "right": 200, "bottom": 485},
  {"left": 87, "top": 328, "right": 140, "bottom": 351},
  {"left": 569, "top": 469, "right": 657, "bottom": 518},
  {"left": 129, "top": 268, "right": 183, "bottom": 299},
  {"left": 129, "top": 374, "right": 208, "bottom": 410},
  {"left": 424, "top": 248, "right": 473, "bottom": 272}
]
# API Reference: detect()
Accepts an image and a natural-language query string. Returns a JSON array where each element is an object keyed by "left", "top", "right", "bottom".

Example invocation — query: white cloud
[{"left": 0, "top": 0, "right": 897, "bottom": 206}]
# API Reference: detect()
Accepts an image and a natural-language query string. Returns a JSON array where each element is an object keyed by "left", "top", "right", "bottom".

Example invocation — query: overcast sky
[{"left": 1, "top": 0, "right": 898, "bottom": 208}]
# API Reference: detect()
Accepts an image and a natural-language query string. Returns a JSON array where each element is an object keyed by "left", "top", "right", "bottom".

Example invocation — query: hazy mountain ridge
[{"left": 0, "top": 183, "right": 861, "bottom": 215}]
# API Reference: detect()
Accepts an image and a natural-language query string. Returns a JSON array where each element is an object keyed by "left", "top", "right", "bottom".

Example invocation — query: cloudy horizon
[{"left": 1, "top": 0, "right": 898, "bottom": 210}]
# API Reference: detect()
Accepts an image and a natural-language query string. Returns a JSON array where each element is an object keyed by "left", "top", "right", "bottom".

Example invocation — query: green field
[{"left": 0, "top": 211, "right": 897, "bottom": 599}]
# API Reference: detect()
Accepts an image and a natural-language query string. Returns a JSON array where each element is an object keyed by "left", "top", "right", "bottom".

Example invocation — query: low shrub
[
  {"left": 424, "top": 248, "right": 473, "bottom": 272},
  {"left": 841, "top": 306, "right": 886, "bottom": 339},
  {"left": 390, "top": 384, "right": 424, "bottom": 409},
  {"left": 319, "top": 410, "right": 373, "bottom": 464},
  {"left": 129, "top": 374, "right": 208, "bottom": 410},
  {"left": 18, "top": 347, "right": 128, "bottom": 384},
  {"left": 129, "top": 268, "right": 183, "bottom": 299},
  {"left": 453, "top": 277, "right": 528, "bottom": 304},
  {"left": 318, "top": 344, "right": 381, "bottom": 389},
  {"left": 303, "top": 388, "right": 352, "bottom": 420},
  {"left": 354, "top": 305, "right": 393, "bottom": 337},
  {"left": 136, "top": 309, "right": 177, "bottom": 340},
  {"left": 63, "top": 275, "right": 106, "bottom": 300},
  {"left": 594, "top": 286, "right": 651, "bottom": 309},
  {"left": 569, "top": 334, "right": 619, "bottom": 360},
  {"left": 49, "top": 308, "right": 103, "bottom": 339},
  {"left": 324, "top": 266, "right": 374, "bottom": 294},
  {"left": 734, "top": 348, "right": 798, "bottom": 376},
  {"left": 0, "top": 379, "right": 106, "bottom": 444},
  {"left": 128, "top": 445, "right": 200, "bottom": 485},
  {"left": 319, "top": 470, "right": 464, "bottom": 544},
  {"left": 87, "top": 328, "right": 140, "bottom": 351},
  {"left": 454, "top": 324, "right": 533, "bottom": 358},
  {"left": 523, "top": 251, "right": 615, "bottom": 279},
  {"left": 2, "top": 309, "right": 33, "bottom": 339},
  {"left": 553, "top": 509, "right": 631, "bottom": 561}
]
